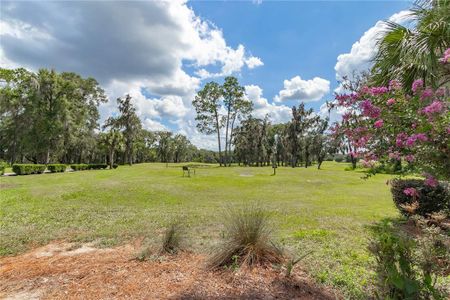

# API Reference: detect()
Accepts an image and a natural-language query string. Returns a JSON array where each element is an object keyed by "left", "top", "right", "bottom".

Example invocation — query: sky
[{"left": 0, "top": 0, "right": 412, "bottom": 149}]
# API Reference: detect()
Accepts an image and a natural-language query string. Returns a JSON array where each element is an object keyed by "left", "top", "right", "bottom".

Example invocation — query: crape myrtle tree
[
  {"left": 332, "top": 50, "right": 450, "bottom": 181},
  {"left": 193, "top": 76, "right": 252, "bottom": 167}
]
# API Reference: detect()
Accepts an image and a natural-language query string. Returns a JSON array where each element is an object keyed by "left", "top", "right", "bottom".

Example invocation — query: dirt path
[{"left": 0, "top": 242, "right": 339, "bottom": 300}]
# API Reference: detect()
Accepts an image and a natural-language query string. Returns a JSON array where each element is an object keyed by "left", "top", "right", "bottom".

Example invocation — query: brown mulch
[{"left": 0, "top": 242, "right": 340, "bottom": 300}]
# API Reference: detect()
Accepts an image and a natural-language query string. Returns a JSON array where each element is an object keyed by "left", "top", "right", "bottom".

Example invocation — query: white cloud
[
  {"left": 0, "top": 1, "right": 265, "bottom": 150},
  {"left": 245, "top": 56, "right": 264, "bottom": 69},
  {"left": 334, "top": 10, "right": 411, "bottom": 92},
  {"left": 245, "top": 85, "right": 292, "bottom": 123},
  {"left": 274, "top": 76, "right": 330, "bottom": 103}
]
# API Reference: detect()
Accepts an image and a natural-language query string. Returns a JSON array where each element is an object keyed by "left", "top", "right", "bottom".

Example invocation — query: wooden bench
[{"left": 182, "top": 166, "right": 195, "bottom": 177}]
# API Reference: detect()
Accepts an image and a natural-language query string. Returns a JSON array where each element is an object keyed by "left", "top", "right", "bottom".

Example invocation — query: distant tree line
[
  {"left": 0, "top": 68, "right": 218, "bottom": 166},
  {"left": 194, "top": 77, "right": 338, "bottom": 169}
]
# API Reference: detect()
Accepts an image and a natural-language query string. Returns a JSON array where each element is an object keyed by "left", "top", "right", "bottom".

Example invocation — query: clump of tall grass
[
  {"left": 208, "top": 203, "right": 283, "bottom": 269},
  {"left": 135, "top": 220, "right": 184, "bottom": 261},
  {"left": 159, "top": 221, "right": 183, "bottom": 255}
]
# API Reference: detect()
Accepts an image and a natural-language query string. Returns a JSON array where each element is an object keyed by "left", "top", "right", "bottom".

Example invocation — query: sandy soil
[{"left": 0, "top": 242, "right": 340, "bottom": 300}]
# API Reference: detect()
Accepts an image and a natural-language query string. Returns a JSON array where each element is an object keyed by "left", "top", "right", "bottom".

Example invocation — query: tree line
[
  {"left": 193, "top": 77, "right": 338, "bottom": 168},
  {"left": 1, "top": 68, "right": 339, "bottom": 168},
  {"left": 0, "top": 68, "right": 218, "bottom": 166}
]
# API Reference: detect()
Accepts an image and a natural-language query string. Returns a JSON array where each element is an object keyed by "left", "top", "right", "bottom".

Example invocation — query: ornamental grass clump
[
  {"left": 159, "top": 221, "right": 183, "bottom": 255},
  {"left": 208, "top": 204, "right": 283, "bottom": 269}
]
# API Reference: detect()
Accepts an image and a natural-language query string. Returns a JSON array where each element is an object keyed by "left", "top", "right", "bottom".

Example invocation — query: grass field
[{"left": 0, "top": 162, "right": 398, "bottom": 298}]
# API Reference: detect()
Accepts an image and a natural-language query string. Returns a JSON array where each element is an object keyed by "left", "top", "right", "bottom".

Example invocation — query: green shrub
[
  {"left": 208, "top": 203, "right": 283, "bottom": 269},
  {"left": 47, "top": 164, "right": 67, "bottom": 173},
  {"left": 87, "top": 164, "right": 108, "bottom": 170},
  {"left": 12, "top": 164, "right": 46, "bottom": 175},
  {"left": 70, "top": 164, "right": 88, "bottom": 171},
  {"left": 369, "top": 220, "right": 449, "bottom": 299},
  {"left": 112, "top": 164, "right": 119, "bottom": 169},
  {"left": 334, "top": 154, "right": 345, "bottom": 162},
  {"left": 390, "top": 179, "right": 449, "bottom": 217},
  {"left": 0, "top": 163, "right": 5, "bottom": 175}
]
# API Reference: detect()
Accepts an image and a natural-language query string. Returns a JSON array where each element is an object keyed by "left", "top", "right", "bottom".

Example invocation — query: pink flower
[
  {"left": 370, "top": 86, "right": 389, "bottom": 95},
  {"left": 403, "top": 187, "right": 419, "bottom": 198},
  {"left": 395, "top": 133, "right": 408, "bottom": 148},
  {"left": 422, "top": 101, "right": 444, "bottom": 115},
  {"left": 374, "top": 119, "right": 384, "bottom": 128},
  {"left": 439, "top": 48, "right": 450, "bottom": 64},
  {"left": 405, "top": 133, "right": 428, "bottom": 147},
  {"left": 420, "top": 88, "right": 433, "bottom": 100},
  {"left": 386, "top": 98, "right": 396, "bottom": 105},
  {"left": 412, "top": 79, "right": 424, "bottom": 93},
  {"left": 404, "top": 154, "right": 415, "bottom": 163},
  {"left": 389, "top": 80, "right": 401, "bottom": 90},
  {"left": 389, "top": 152, "right": 401, "bottom": 160},
  {"left": 360, "top": 100, "right": 381, "bottom": 118},
  {"left": 423, "top": 173, "right": 439, "bottom": 188}
]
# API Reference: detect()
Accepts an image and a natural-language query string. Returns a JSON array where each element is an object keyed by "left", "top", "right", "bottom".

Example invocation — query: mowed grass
[{"left": 0, "top": 162, "right": 397, "bottom": 298}]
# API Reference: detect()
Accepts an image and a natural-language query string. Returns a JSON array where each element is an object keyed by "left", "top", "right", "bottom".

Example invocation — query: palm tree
[{"left": 372, "top": 0, "right": 450, "bottom": 90}]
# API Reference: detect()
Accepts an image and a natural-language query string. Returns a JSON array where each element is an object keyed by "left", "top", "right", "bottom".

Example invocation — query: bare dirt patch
[{"left": 0, "top": 242, "right": 339, "bottom": 299}]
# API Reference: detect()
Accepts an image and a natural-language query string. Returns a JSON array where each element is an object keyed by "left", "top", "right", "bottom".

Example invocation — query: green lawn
[{"left": 0, "top": 162, "right": 398, "bottom": 298}]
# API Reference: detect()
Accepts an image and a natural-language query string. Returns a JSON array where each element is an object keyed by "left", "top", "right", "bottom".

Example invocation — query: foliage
[
  {"left": 372, "top": 0, "right": 450, "bottom": 90},
  {"left": 390, "top": 179, "right": 449, "bottom": 216},
  {"left": 193, "top": 77, "right": 252, "bottom": 166},
  {"left": 208, "top": 204, "right": 283, "bottom": 269},
  {"left": 87, "top": 164, "right": 108, "bottom": 170},
  {"left": 12, "top": 164, "right": 46, "bottom": 175},
  {"left": 0, "top": 68, "right": 106, "bottom": 165},
  {"left": 115, "top": 95, "right": 142, "bottom": 165},
  {"left": 47, "top": 164, "right": 67, "bottom": 173},
  {"left": 332, "top": 59, "right": 449, "bottom": 180},
  {"left": 369, "top": 220, "right": 449, "bottom": 299},
  {"left": 70, "top": 164, "right": 89, "bottom": 171}
]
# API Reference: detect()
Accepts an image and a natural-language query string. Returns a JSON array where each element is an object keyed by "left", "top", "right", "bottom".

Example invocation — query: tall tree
[
  {"left": 101, "top": 117, "right": 123, "bottom": 169},
  {"left": 193, "top": 82, "right": 224, "bottom": 166},
  {"left": 116, "top": 94, "right": 141, "bottom": 165},
  {"left": 222, "top": 76, "right": 252, "bottom": 166}
]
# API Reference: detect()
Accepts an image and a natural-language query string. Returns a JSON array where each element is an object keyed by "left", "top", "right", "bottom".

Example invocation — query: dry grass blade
[
  {"left": 160, "top": 221, "right": 183, "bottom": 255},
  {"left": 208, "top": 203, "right": 283, "bottom": 269}
]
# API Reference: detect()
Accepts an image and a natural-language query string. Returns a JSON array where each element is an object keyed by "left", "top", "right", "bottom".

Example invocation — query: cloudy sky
[{"left": 0, "top": 0, "right": 410, "bottom": 149}]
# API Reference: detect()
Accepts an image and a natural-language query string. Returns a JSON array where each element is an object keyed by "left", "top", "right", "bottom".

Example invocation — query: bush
[
  {"left": 390, "top": 179, "right": 449, "bottom": 217},
  {"left": 70, "top": 164, "right": 88, "bottom": 171},
  {"left": 369, "top": 220, "right": 449, "bottom": 299},
  {"left": 208, "top": 204, "right": 283, "bottom": 269},
  {"left": 12, "top": 164, "right": 46, "bottom": 175},
  {"left": 87, "top": 164, "right": 108, "bottom": 170},
  {"left": 47, "top": 164, "right": 67, "bottom": 173},
  {"left": 334, "top": 154, "right": 345, "bottom": 162},
  {"left": 112, "top": 164, "right": 118, "bottom": 169},
  {"left": 0, "top": 164, "right": 5, "bottom": 175}
]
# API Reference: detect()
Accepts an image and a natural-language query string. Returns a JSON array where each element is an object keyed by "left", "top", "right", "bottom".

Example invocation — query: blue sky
[
  {"left": 189, "top": 0, "right": 410, "bottom": 111},
  {"left": 0, "top": 0, "right": 412, "bottom": 149}
]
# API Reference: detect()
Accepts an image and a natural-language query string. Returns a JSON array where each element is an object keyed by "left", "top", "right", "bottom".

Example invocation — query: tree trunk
[
  {"left": 224, "top": 106, "right": 231, "bottom": 167},
  {"left": 214, "top": 111, "right": 222, "bottom": 166}
]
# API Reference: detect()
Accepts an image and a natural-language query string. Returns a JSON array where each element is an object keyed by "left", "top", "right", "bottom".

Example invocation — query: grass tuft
[
  {"left": 159, "top": 221, "right": 183, "bottom": 255},
  {"left": 208, "top": 203, "right": 283, "bottom": 269}
]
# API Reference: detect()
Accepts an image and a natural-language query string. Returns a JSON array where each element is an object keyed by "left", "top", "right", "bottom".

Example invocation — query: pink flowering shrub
[{"left": 331, "top": 51, "right": 449, "bottom": 180}]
